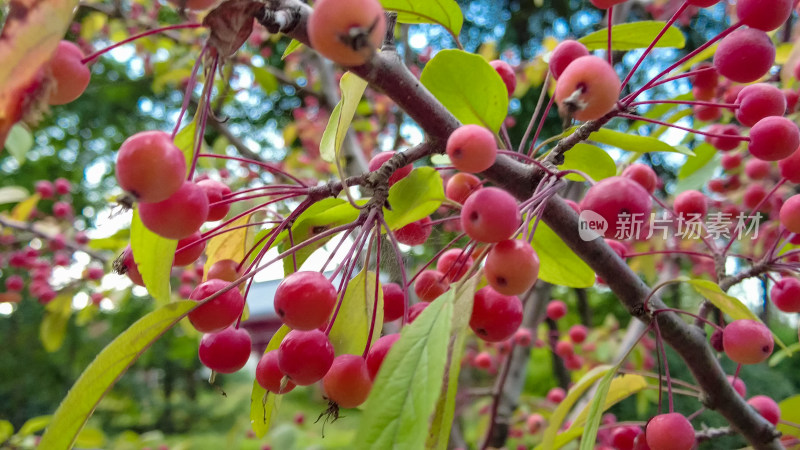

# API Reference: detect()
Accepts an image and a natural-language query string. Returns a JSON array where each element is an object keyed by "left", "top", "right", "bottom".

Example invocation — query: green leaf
[
  {"left": 420, "top": 49, "right": 509, "bottom": 132},
  {"left": 579, "top": 21, "right": 685, "bottom": 51},
  {"left": 251, "top": 325, "right": 291, "bottom": 438},
  {"left": 678, "top": 143, "right": 717, "bottom": 180},
  {"left": 18, "top": 415, "right": 51, "bottom": 437},
  {"left": 75, "top": 427, "right": 106, "bottom": 448},
  {"left": 379, "top": 0, "right": 463, "bottom": 37},
  {"left": 173, "top": 121, "right": 197, "bottom": 173},
  {"left": 5, "top": 123, "right": 33, "bottom": 164},
  {"left": 558, "top": 143, "right": 616, "bottom": 182},
  {"left": 537, "top": 365, "right": 613, "bottom": 450},
  {"left": 0, "top": 186, "right": 28, "bottom": 204},
  {"left": 777, "top": 395, "right": 800, "bottom": 438},
  {"left": 585, "top": 127, "right": 694, "bottom": 156},
  {"left": 579, "top": 370, "right": 616, "bottom": 450},
  {"left": 320, "top": 72, "right": 368, "bottom": 163},
  {"left": 130, "top": 209, "right": 177, "bottom": 304},
  {"left": 687, "top": 279, "right": 788, "bottom": 351},
  {"left": 770, "top": 342, "right": 800, "bottom": 367},
  {"left": 427, "top": 275, "right": 478, "bottom": 450},
  {"left": 328, "top": 269, "right": 384, "bottom": 356},
  {"left": 650, "top": 108, "right": 693, "bottom": 139},
  {"left": 384, "top": 167, "right": 445, "bottom": 230},
  {"left": 251, "top": 66, "right": 279, "bottom": 94},
  {"left": 281, "top": 39, "right": 303, "bottom": 60},
  {"left": 355, "top": 292, "right": 454, "bottom": 448},
  {"left": 40, "top": 301, "right": 196, "bottom": 450},
  {"left": 0, "top": 420, "right": 12, "bottom": 444},
  {"left": 40, "top": 294, "right": 72, "bottom": 352},
  {"left": 577, "top": 374, "right": 647, "bottom": 449},
  {"left": 531, "top": 221, "right": 595, "bottom": 288}
]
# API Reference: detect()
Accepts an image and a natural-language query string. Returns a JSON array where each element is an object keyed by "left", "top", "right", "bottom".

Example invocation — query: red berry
[
  {"left": 722, "top": 319, "right": 774, "bottom": 365},
  {"left": 645, "top": 413, "right": 694, "bottom": 450},
  {"left": 749, "top": 116, "right": 800, "bottom": 161},
  {"left": 116, "top": 131, "right": 186, "bottom": 203},
  {"left": 549, "top": 40, "right": 590, "bottom": 79},
  {"left": 174, "top": 231, "right": 206, "bottom": 266},
  {"left": 366, "top": 333, "right": 400, "bottom": 380},
  {"left": 198, "top": 327, "right": 252, "bottom": 373},
  {"left": 547, "top": 300, "right": 567, "bottom": 320},
  {"left": 52, "top": 201, "right": 72, "bottom": 219},
  {"left": 368, "top": 151, "right": 413, "bottom": 186},
  {"left": 490, "top": 60, "right": 516, "bottom": 97},
  {"left": 727, "top": 375, "right": 747, "bottom": 397},
  {"left": 207, "top": 259, "right": 241, "bottom": 282},
  {"left": 188, "top": 279, "right": 245, "bottom": 333},
  {"left": 277, "top": 329, "right": 335, "bottom": 386},
  {"left": 255, "top": 350, "right": 296, "bottom": 394},
  {"left": 461, "top": 187, "right": 521, "bottom": 243},
  {"left": 546, "top": 387, "right": 566, "bottom": 403},
  {"left": 394, "top": 216, "right": 432, "bottom": 246},
  {"left": 737, "top": 0, "right": 792, "bottom": 32},
  {"left": 5, "top": 275, "right": 23, "bottom": 292},
  {"left": 414, "top": 270, "right": 450, "bottom": 302},
  {"left": 436, "top": 248, "right": 473, "bottom": 283},
  {"left": 568, "top": 325, "right": 588, "bottom": 343},
  {"left": 469, "top": 286, "right": 523, "bottom": 342},
  {"left": 446, "top": 173, "right": 482, "bottom": 204},
  {"left": 673, "top": 190, "right": 707, "bottom": 218},
  {"left": 48, "top": 41, "right": 91, "bottom": 105},
  {"left": 120, "top": 246, "right": 145, "bottom": 286},
  {"left": 780, "top": 194, "right": 800, "bottom": 233},
  {"left": 713, "top": 28, "right": 775, "bottom": 84},
  {"left": 139, "top": 181, "right": 209, "bottom": 240},
  {"left": 54, "top": 178, "right": 71, "bottom": 195},
  {"left": 555, "top": 340, "right": 574, "bottom": 358},
  {"left": 779, "top": 146, "right": 800, "bottom": 183},
  {"left": 621, "top": 164, "right": 658, "bottom": 194},
  {"left": 745, "top": 158, "right": 772, "bottom": 180},
  {"left": 526, "top": 413, "right": 545, "bottom": 434},
  {"left": 307, "top": 0, "right": 387, "bottom": 66},
  {"left": 484, "top": 239, "right": 540, "bottom": 296},
  {"left": 407, "top": 302, "right": 429, "bottom": 323},
  {"left": 770, "top": 277, "right": 800, "bottom": 313},
  {"left": 274, "top": 271, "right": 337, "bottom": 331},
  {"left": 197, "top": 179, "right": 232, "bottom": 221},
  {"left": 35, "top": 180, "right": 54, "bottom": 199},
  {"left": 446, "top": 125, "right": 497, "bottom": 173},
  {"left": 707, "top": 124, "right": 742, "bottom": 152},
  {"left": 323, "top": 354, "right": 373, "bottom": 408},
  {"left": 555, "top": 56, "right": 621, "bottom": 121},
  {"left": 381, "top": 282, "right": 405, "bottom": 322},
  {"left": 747, "top": 395, "right": 780, "bottom": 425},
  {"left": 735, "top": 84, "right": 787, "bottom": 127},
  {"left": 611, "top": 426, "right": 642, "bottom": 450},
  {"left": 580, "top": 177, "right": 652, "bottom": 239}
]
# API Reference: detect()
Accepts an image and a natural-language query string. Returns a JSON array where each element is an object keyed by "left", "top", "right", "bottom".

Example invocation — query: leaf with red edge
[{"left": 0, "top": 0, "right": 80, "bottom": 147}]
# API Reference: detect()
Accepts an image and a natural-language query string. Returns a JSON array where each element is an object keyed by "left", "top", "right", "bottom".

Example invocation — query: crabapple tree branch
[
  {"left": 254, "top": 1, "right": 782, "bottom": 448},
  {"left": 0, "top": 215, "right": 109, "bottom": 264}
]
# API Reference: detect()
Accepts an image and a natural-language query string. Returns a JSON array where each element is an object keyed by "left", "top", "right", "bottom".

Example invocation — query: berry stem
[
  {"left": 172, "top": 44, "right": 208, "bottom": 139},
  {"left": 619, "top": 0, "right": 689, "bottom": 91},
  {"left": 607, "top": 6, "right": 613, "bottom": 65},
  {"left": 320, "top": 227, "right": 356, "bottom": 274},
  {"left": 618, "top": 113, "right": 751, "bottom": 141},
  {"left": 378, "top": 215, "right": 411, "bottom": 325},
  {"left": 527, "top": 93, "right": 556, "bottom": 157},
  {"left": 722, "top": 178, "right": 787, "bottom": 256},
  {"left": 518, "top": 70, "right": 553, "bottom": 154},
  {"left": 363, "top": 225, "right": 382, "bottom": 358},
  {"left": 408, "top": 232, "right": 468, "bottom": 284},
  {"left": 629, "top": 99, "right": 739, "bottom": 109},
  {"left": 198, "top": 153, "right": 309, "bottom": 186},
  {"left": 652, "top": 318, "right": 674, "bottom": 413},
  {"left": 81, "top": 23, "right": 205, "bottom": 64},
  {"left": 651, "top": 308, "right": 724, "bottom": 332},
  {"left": 625, "top": 250, "right": 715, "bottom": 260}
]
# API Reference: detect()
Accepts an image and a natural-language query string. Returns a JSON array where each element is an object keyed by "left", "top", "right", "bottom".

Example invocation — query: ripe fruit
[
  {"left": 367, "top": 151, "right": 413, "bottom": 185},
  {"left": 52, "top": 201, "right": 72, "bottom": 218},
  {"left": 274, "top": 271, "right": 337, "bottom": 331},
  {"left": 48, "top": 41, "right": 91, "bottom": 105},
  {"left": 569, "top": 325, "right": 588, "bottom": 344},
  {"left": 54, "top": 178, "right": 71, "bottom": 195},
  {"left": 747, "top": 395, "right": 780, "bottom": 425},
  {"left": 690, "top": 62, "right": 718, "bottom": 90},
  {"left": 526, "top": 413, "right": 545, "bottom": 434},
  {"left": 308, "top": 0, "right": 387, "bottom": 66},
  {"left": 207, "top": 259, "right": 240, "bottom": 282},
  {"left": 5, "top": 275, "right": 23, "bottom": 292},
  {"left": 198, "top": 327, "right": 252, "bottom": 373},
  {"left": 555, "top": 55, "right": 621, "bottom": 121},
  {"left": 621, "top": 163, "right": 658, "bottom": 194},
  {"left": 555, "top": 340, "right": 574, "bottom": 358},
  {"left": 736, "top": 0, "right": 792, "bottom": 32},
  {"left": 780, "top": 195, "right": 800, "bottom": 233},
  {"left": 366, "top": 333, "right": 400, "bottom": 380},
  {"left": 255, "top": 350, "right": 296, "bottom": 394},
  {"left": 694, "top": 104, "right": 721, "bottom": 122},
  {"left": 645, "top": 413, "right": 695, "bottom": 450},
  {"left": 116, "top": 131, "right": 186, "bottom": 203},
  {"left": 673, "top": 190, "right": 707, "bottom": 218},
  {"left": 197, "top": 179, "right": 232, "bottom": 221},
  {"left": 461, "top": 187, "right": 521, "bottom": 243},
  {"left": 407, "top": 302, "right": 429, "bottom": 323},
  {"left": 188, "top": 279, "right": 245, "bottom": 333},
  {"left": 394, "top": 216, "right": 432, "bottom": 246},
  {"left": 469, "top": 286, "right": 523, "bottom": 342},
  {"left": 436, "top": 248, "right": 473, "bottom": 282},
  {"left": 722, "top": 319, "right": 774, "bottom": 364},
  {"left": 490, "top": 60, "right": 516, "bottom": 97},
  {"left": 749, "top": 116, "right": 800, "bottom": 161},
  {"left": 770, "top": 277, "right": 800, "bottom": 313},
  {"left": 611, "top": 426, "right": 642, "bottom": 450},
  {"left": 446, "top": 125, "right": 497, "bottom": 173},
  {"left": 549, "top": 40, "right": 590, "bottom": 79},
  {"left": 174, "top": 231, "right": 206, "bottom": 266},
  {"left": 727, "top": 375, "right": 747, "bottom": 397},
  {"left": 414, "top": 270, "right": 450, "bottom": 301},
  {"left": 779, "top": 147, "right": 800, "bottom": 182},
  {"left": 579, "top": 176, "right": 652, "bottom": 239},
  {"left": 35, "top": 180, "right": 54, "bottom": 198},
  {"left": 119, "top": 246, "right": 144, "bottom": 286},
  {"left": 278, "top": 329, "right": 335, "bottom": 385},
  {"left": 547, "top": 300, "right": 567, "bottom": 320},
  {"left": 484, "top": 239, "right": 540, "bottom": 295},
  {"left": 546, "top": 387, "right": 566, "bottom": 403},
  {"left": 707, "top": 124, "right": 742, "bottom": 152},
  {"left": 139, "top": 181, "right": 209, "bottom": 240},
  {"left": 735, "top": 84, "right": 787, "bottom": 127},
  {"left": 323, "top": 354, "right": 373, "bottom": 408},
  {"left": 745, "top": 159, "right": 771, "bottom": 180},
  {"left": 589, "top": 0, "right": 627, "bottom": 8},
  {"left": 743, "top": 184, "right": 768, "bottom": 210},
  {"left": 381, "top": 282, "right": 405, "bottom": 322},
  {"left": 713, "top": 28, "right": 775, "bottom": 83},
  {"left": 446, "top": 172, "right": 482, "bottom": 204}
]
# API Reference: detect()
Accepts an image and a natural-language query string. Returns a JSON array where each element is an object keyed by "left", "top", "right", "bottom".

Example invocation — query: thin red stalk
[
  {"left": 653, "top": 319, "right": 674, "bottom": 413},
  {"left": 481, "top": 340, "right": 517, "bottom": 450},
  {"left": 686, "top": 407, "right": 706, "bottom": 421},
  {"left": 528, "top": 95, "right": 556, "bottom": 157},
  {"left": 518, "top": 70, "right": 553, "bottom": 153},
  {"left": 328, "top": 214, "right": 374, "bottom": 282},
  {"left": 625, "top": 250, "right": 715, "bottom": 260},
  {"left": 198, "top": 153, "right": 308, "bottom": 186},
  {"left": 188, "top": 57, "right": 216, "bottom": 179},
  {"left": 378, "top": 215, "right": 411, "bottom": 325},
  {"left": 211, "top": 189, "right": 305, "bottom": 206},
  {"left": 224, "top": 184, "right": 303, "bottom": 198},
  {"left": 607, "top": 7, "right": 613, "bottom": 65},
  {"left": 172, "top": 45, "right": 207, "bottom": 139},
  {"left": 288, "top": 227, "right": 298, "bottom": 273},
  {"left": 722, "top": 178, "right": 786, "bottom": 255},
  {"left": 628, "top": 66, "right": 716, "bottom": 96},
  {"left": 618, "top": 113, "right": 750, "bottom": 141},
  {"left": 630, "top": 99, "right": 738, "bottom": 109},
  {"left": 427, "top": 216, "right": 460, "bottom": 226},
  {"left": 238, "top": 198, "right": 312, "bottom": 271},
  {"left": 619, "top": 1, "right": 689, "bottom": 91},
  {"left": 320, "top": 227, "right": 356, "bottom": 273},
  {"left": 191, "top": 219, "right": 280, "bottom": 250},
  {"left": 207, "top": 193, "right": 306, "bottom": 246},
  {"left": 652, "top": 308, "right": 724, "bottom": 332},
  {"left": 81, "top": 23, "right": 204, "bottom": 64},
  {"left": 625, "top": 22, "right": 744, "bottom": 105},
  {"left": 408, "top": 233, "right": 468, "bottom": 284},
  {"left": 363, "top": 226, "right": 382, "bottom": 358},
  {"left": 496, "top": 149, "right": 554, "bottom": 174}
]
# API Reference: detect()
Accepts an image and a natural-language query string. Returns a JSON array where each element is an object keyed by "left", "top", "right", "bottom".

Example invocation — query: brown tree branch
[{"left": 255, "top": 2, "right": 783, "bottom": 448}]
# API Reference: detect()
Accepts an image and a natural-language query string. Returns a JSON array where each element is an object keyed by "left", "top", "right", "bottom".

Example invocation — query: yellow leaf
[
  {"left": 571, "top": 374, "right": 648, "bottom": 428},
  {"left": 11, "top": 193, "right": 40, "bottom": 221},
  {"left": 203, "top": 214, "right": 252, "bottom": 282}
]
